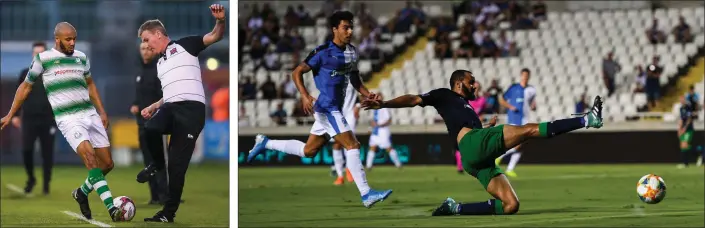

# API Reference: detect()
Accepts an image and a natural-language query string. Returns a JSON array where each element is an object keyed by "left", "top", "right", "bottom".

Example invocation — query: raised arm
[{"left": 203, "top": 4, "right": 226, "bottom": 46}]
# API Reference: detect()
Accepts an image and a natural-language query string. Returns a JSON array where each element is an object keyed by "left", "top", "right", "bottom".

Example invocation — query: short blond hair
[{"left": 138, "top": 19, "right": 168, "bottom": 37}]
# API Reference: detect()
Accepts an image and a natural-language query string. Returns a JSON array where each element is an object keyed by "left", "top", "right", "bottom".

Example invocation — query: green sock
[
  {"left": 79, "top": 169, "right": 109, "bottom": 195},
  {"left": 87, "top": 168, "right": 115, "bottom": 210},
  {"left": 79, "top": 178, "right": 93, "bottom": 195},
  {"left": 493, "top": 199, "right": 504, "bottom": 215},
  {"left": 538, "top": 122, "right": 548, "bottom": 137}
]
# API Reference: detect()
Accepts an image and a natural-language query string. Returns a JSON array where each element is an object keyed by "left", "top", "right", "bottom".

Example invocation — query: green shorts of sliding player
[
  {"left": 680, "top": 130, "right": 694, "bottom": 150},
  {"left": 458, "top": 125, "right": 507, "bottom": 189}
]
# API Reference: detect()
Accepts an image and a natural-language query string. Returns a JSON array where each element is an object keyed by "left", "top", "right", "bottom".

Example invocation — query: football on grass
[
  {"left": 113, "top": 196, "right": 136, "bottom": 221},
  {"left": 636, "top": 174, "right": 666, "bottom": 204}
]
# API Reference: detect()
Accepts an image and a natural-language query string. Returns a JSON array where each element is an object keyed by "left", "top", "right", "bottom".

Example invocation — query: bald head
[
  {"left": 54, "top": 22, "right": 76, "bottom": 37},
  {"left": 54, "top": 22, "right": 77, "bottom": 55}
]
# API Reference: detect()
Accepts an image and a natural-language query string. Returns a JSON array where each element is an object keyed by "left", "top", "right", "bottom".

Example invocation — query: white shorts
[
  {"left": 369, "top": 133, "right": 392, "bottom": 149},
  {"left": 57, "top": 114, "right": 111, "bottom": 152},
  {"left": 328, "top": 113, "right": 356, "bottom": 143},
  {"left": 310, "top": 111, "right": 351, "bottom": 138}
]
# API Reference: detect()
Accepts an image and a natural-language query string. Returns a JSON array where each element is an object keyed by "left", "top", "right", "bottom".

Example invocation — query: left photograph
[{"left": 0, "top": 1, "right": 230, "bottom": 226}]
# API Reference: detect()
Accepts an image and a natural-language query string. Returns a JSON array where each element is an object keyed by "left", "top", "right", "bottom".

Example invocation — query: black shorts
[{"left": 145, "top": 101, "right": 206, "bottom": 135}]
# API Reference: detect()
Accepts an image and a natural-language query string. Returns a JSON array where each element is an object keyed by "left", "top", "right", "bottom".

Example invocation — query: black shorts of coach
[{"left": 144, "top": 100, "right": 206, "bottom": 215}]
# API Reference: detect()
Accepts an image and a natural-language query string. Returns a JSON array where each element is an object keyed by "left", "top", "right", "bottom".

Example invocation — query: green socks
[{"left": 84, "top": 168, "right": 115, "bottom": 210}]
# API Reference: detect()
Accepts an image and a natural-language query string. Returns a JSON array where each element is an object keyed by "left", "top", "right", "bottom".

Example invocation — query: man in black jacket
[
  {"left": 131, "top": 42, "right": 168, "bottom": 204},
  {"left": 13, "top": 41, "right": 56, "bottom": 195}
]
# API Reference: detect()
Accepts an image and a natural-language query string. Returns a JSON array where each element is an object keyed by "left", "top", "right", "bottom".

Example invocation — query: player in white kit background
[
  {"left": 496, "top": 68, "right": 536, "bottom": 178},
  {"left": 331, "top": 82, "right": 360, "bottom": 185},
  {"left": 365, "top": 94, "right": 402, "bottom": 170}
]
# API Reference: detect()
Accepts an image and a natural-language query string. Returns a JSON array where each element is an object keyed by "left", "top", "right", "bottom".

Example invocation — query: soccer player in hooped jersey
[
  {"left": 247, "top": 11, "right": 393, "bottom": 208},
  {"left": 495, "top": 68, "right": 537, "bottom": 177},
  {"left": 361, "top": 70, "right": 604, "bottom": 216},
  {"left": 0, "top": 22, "right": 123, "bottom": 221}
]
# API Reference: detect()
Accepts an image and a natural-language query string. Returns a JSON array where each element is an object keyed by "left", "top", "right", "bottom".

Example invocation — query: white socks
[
  {"left": 345, "top": 149, "right": 370, "bottom": 196},
  {"left": 332, "top": 149, "right": 345, "bottom": 177},
  {"left": 498, "top": 148, "right": 517, "bottom": 160},
  {"left": 389, "top": 149, "right": 402, "bottom": 168},
  {"left": 265, "top": 140, "right": 305, "bottom": 157},
  {"left": 507, "top": 152, "right": 522, "bottom": 172},
  {"left": 366, "top": 150, "right": 376, "bottom": 169}
]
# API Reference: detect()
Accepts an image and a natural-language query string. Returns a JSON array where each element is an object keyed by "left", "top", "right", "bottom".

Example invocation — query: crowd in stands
[{"left": 435, "top": 0, "right": 548, "bottom": 60}]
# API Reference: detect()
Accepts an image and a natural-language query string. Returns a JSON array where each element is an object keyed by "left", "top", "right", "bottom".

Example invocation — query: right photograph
[{"left": 238, "top": 0, "right": 705, "bottom": 227}]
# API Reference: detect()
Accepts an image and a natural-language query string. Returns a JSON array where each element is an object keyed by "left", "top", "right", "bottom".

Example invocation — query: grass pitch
[
  {"left": 239, "top": 164, "right": 704, "bottom": 227},
  {"left": 1, "top": 163, "right": 229, "bottom": 227}
]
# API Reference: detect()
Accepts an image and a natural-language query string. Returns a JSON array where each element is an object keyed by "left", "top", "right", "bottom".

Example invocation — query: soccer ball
[
  {"left": 113, "top": 196, "right": 136, "bottom": 221},
  {"left": 636, "top": 174, "right": 667, "bottom": 204}
]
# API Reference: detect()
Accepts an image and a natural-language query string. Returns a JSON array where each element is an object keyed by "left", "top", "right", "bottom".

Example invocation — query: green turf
[
  {"left": 239, "top": 164, "right": 704, "bottom": 227},
  {"left": 1, "top": 163, "right": 229, "bottom": 227}
]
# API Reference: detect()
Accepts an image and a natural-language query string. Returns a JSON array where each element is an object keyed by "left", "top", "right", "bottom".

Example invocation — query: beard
[
  {"left": 60, "top": 42, "right": 74, "bottom": 55},
  {"left": 463, "top": 85, "right": 476, "bottom": 100}
]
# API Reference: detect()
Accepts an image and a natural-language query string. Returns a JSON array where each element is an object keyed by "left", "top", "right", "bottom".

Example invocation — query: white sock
[
  {"left": 366, "top": 150, "right": 376, "bottom": 169},
  {"left": 507, "top": 152, "right": 522, "bottom": 171},
  {"left": 388, "top": 149, "right": 402, "bottom": 167},
  {"left": 264, "top": 140, "right": 306, "bottom": 157},
  {"left": 498, "top": 148, "right": 517, "bottom": 160},
  {"left": 332, "top": 149, "right": 345, "bottom": 177},
  {"left": 345, "top": 149, "right": 371, "bottom": 196},
  {"left": 583, "top": 116, "right": 589, "bottom": 127}
]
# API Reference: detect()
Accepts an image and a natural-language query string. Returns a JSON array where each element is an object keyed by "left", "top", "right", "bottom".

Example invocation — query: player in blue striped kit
[
  {"left": 495, "top": 68, "right": 536, "bottom": 177},
  {"left": 246, "top": 11, "right": 393, "bottom": 208}
]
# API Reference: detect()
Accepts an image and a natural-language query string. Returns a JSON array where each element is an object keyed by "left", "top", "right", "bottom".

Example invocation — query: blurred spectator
[
  {"left": 437, "top": 18, "right": 457, "bottom": 34},
  {"left": 240, "top": 77, "right": 257, "bottom": 100},
  {"left": 531, "top": 0, "right": 547, "bottom": 21},
  {"left": 291, "top": 100, "right": 309, "bottom": 125},
  {"left": 645, "top": 19, "right": 667, "bottom": 44},
  {"left": 279, "top": 77, "right": 298, "bottom": 99},
  {"left": 469, "top": 81, "right": 487, "bottom": 114},
  {"left": 453, "top": 25, "right": 477, "bottom": 60},
  {"left": 514, "top": 11, "right": 536, "bottom": 30},
  {"left": 473, "top": 24, "right": 489, "bottom": 46},
  {"left": 248, "top": 5, "right": 264, "bottom": 30},
  {"left": 259, "top": 76, "right": 278, "bottom": 100},
  {"left": 645, "top": 56, "right": 663, "bottom": 109},
  {"left": 239, "top": 105, "right": 250, "bottom": 127},
  {"left": 284, "top": 6, "right": 301, "bottom": 28},
  {"left": 575, "top": 94, "right": 588, "bottom": 114},
  {"left": 249, "top": 36, "right": 267, "bottom": 62},
  {"left": 671, "top": 16, "right": 693, "bottom": 44},
  {"left": 270, "top": 103, "right": 288, "bottom": 126},
  {"left": 263, "top": 50, "right": 281, "bottom": 71},
  {"left": 297, "top": 5, "right": 314, "bottom": 26},
  {"left": 505, "top": 1, "right": 525, "bottom": 24},
  {"left": 392, "top": 0, "right": 425, "bottom": 33},
  {"left": 239, "top": 23, "right": 246, "bottom": 66},
  {"left": 354, "top": 3, "right": 378, "bottom": 29},
  {"left": 211, "top": 86, "right": 229, "bottom": 122},
  {"left": 276, "top": 27, "right": 306, "bottom": 54},
  {"left": 263, "top": 19, "right": 280, "bottom": 45},
  {"left": 485, "top": 79, "right": 503, "bottom": 114},
  {"left": 260, "top": 3, "right": 276, "bottom": 20},
  {"left": 317, "top": 0, "right": 341, "bottom": 19},
  {"left": 479, "top": 33, "right": 500, "bottom": 58},
  {"left": 476, "top": 1, "right": 501, "bottom": 28},
  {"left": 497, "top": 30, "right": 517, "bottom": 57},
  {"left": 434, "top": 31, "right": 452, "bottom": 59},
  {"left": 602, "top": 51, "right": 621, "bottom": 97},
  {"left": 634, "top": 65, "right": 647, "bottom": 93},
  {"left": 359, "top": 27, "right": 383, "bottom": 60}
]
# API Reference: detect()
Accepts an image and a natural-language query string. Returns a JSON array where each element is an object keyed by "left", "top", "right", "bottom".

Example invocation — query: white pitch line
[
  {"left": 5, "top": 184, "right": 33, "bottom": 197},
  {"left": 62, "top": 211, "right": 113, "bottom": 227},
  {"left": 471, "top": 210, "right": 704, "bottom": 227}
]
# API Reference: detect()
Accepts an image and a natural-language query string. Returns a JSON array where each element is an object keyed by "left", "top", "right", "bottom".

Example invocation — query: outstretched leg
[{"left": 503, "top": 96, "right": 603, "bottom": 149}]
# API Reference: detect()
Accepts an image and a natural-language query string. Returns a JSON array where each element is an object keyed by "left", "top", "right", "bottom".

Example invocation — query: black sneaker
[
  {"left": 109, "top": 207, "right": 125, "bottom": 222},
  {"left": 144, "top": 211, "right": 174, "bottom": 223},
  {"left": 136, "top": 164, "right": 160, "bottom": 183},
  {"left": 24, "top": 178, "right": 36, "bottom": 194},
  {"left": 72, "top": 188, "right": 92, "bottom": 219}
]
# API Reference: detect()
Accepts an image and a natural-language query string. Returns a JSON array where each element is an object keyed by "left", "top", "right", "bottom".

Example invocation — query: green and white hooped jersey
[{"left": 25, "top": 48, "right": 97, "bottom": 122}]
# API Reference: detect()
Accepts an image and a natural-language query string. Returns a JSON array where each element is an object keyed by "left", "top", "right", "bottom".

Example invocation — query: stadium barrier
[{"left": 239, "top": 121, "right": 704, "bottom": 166}]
